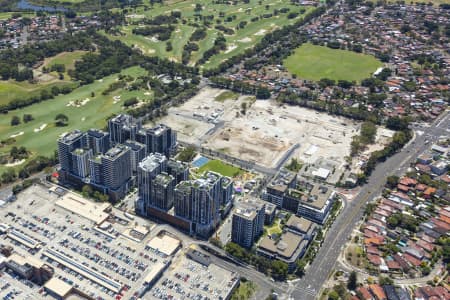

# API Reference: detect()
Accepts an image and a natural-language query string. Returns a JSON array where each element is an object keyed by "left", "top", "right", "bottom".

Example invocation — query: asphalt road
[{"left": 290, "top": 111, "right": 450, "bottom": 300}]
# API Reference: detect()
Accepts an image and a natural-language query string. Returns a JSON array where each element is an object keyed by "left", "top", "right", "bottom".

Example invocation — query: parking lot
[
  {"left": 148, "top": 250, "right": 239, "bottom": 300},
  {"left": 0, "top": 272, "right": 39, "bottom": 300},
  {"left": 0, "top": 184, "right": 179, "bottom": 300}
]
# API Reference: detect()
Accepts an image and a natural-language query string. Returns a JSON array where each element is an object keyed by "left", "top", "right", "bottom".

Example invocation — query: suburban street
[{"left": 289, "top": 110, "right": 450, "bottom": 300}]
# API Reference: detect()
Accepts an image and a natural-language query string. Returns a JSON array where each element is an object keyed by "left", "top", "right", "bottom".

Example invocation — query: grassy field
[
  {"left": 231, "top": 280, "right": 256, "bottom": 300},
  {"left": 0, "top": 51, "right": 89, "bottom": 107},
  {"left": 0, "top": 80, "right": 76, "bottom": 106},
  {"left": 283, "top": 43, "right": 383, "bottom": 82},
  {"left": 197, "top": 159, "right": 243, "bottom": 177},
  {"left": 104, "top": 0, "right": 314, "bottom": 69},
  {"left": 41, "top": 50, "right": 89, "bottom": 80},
  {"left": 215, "top": 91, "right": 239, "bottom": 102},
  {"left": 42, "top": 51, "right": 88, "bottom": 70},
  {"left": 0, "top": 66, "right": 149, "bottom": 173},
  {"left": 346, "top": 244, "right": 367, "bottom": 269}
]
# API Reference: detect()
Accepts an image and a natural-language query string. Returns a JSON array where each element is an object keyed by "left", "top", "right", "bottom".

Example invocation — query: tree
[
  {"left": 82, "top": 185, "right": 93, "bottom": 198},
  {"left": 11, "top": 116, "right": 20, "bottom": 126},
  {"left": 240, "top": 102, "right": 247, "bottom": 115},
  {"left": 51, "top": 86, "right": 60, "bottom": 96},
  {"left": 295, "top": 259, "right": 306, "bottom": 277},
  {"left": 271, "top": 260, "right": 288, "bottom": 280},
  {"left": 256, "top": 87, "right": 271, "bottom": 99},
  {"left": 375, "top": 68, "right": 392, "bottom": 81},
  {"left": 55, "top": 113, "right": 69, "bottom": 126},
  {"left": 379, "top": 276, "right": 393, "bottom": 285},
  {"left": 1, "top": 169, "right": 17, "bottom": 183},
  {"left": 166, "top": 41, "right": 173, "bottom": 51},
  {"left": 177, "top": 147, "right": 196, "bottom": 162},
  {"left": 10, "top": 146, "right": 28, "bottom": 160},
  {"left": 225, "top": 242, "right": 248, "bottom": 261},
  {"left": 123, "top": 97, "right": 139, "bottom": 107},
  {"left": 386, "top": 116, "right": 410, "bottom": 131},
  {"left": 194, "top": 3, "right": 202, "bottom": 12},
  {"left": 386, "top": 175, "right": 399, "bottom": 189},
  {"left": 286, "top": 158, "right": 302, "bottom": 172},
  {"left": 328, "top": 291, "right": 339, "bottom": 300},
  {"left": 421, "top": 265, "right": 431, "bottom": 275},
  {"left": 387, "top": 213, "right": 401, "bottom": 228},
  {"left": 347, "top": 271, "right": 357, "bottom": 290},
  {"left": 334, "top": 283, "right": 348, "bottom": 299},
  {"left": 23, "top": 114, "right": 33, "bottom": 123}
]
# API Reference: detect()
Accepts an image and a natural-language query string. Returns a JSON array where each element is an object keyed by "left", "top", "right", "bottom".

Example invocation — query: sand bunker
[
  {"left": 10, "top": 131, "right": 24, "bottom": 138},
  {"left": 225, "top": 44, "right": 237, "bottom": 54},
  {"left": 113, "top": 95, "right": 121, "bottom": 104},
  {"left": 5, "top": 159, "right": 25, "bottom": 167},
  {"left": 34, "top": 123, "right": 47, "bottom": 132},
  {"left": 238, "top": 37, "right": 252, "bottom": 43},
  {"left": 254, "top": 29, "right": 266, "bottom": 36},
  {"left": 67, "top": 98, "right": 90, "bottom": 107}
]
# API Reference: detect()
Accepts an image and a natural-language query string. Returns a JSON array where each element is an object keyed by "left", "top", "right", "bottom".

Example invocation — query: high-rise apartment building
[
  {"left": 108, "top": 114, "right": 141, "bottom": 144},
  {"left": 137, "top": 153, "right": 167, "bottom": 214},
  {"left": 123, "top": 140, "right": 146, "bottom": 174},
  {"left": 167, "top": 159, "right": 189, "bottom": 184},
  {"left": 173, "top": 172, "right": 226, "bottom": 237},
  {"left": 101, "top": 145, "right": 132, "bottom": 191},
  {"left": 136, "top": 124, "right": 177, "bottom": 156},
  {"left": 85, "top": 129, "right": 110, "bottom": 155},
  {"left": 231, "top": 199, "right": 265, "bottom": 248},
  {"left": 71, "top": 148, "right": 92, "bottom": 179},
  {"left": 57, "top": 130, "right": 85, "bottom": 174},
  {"left": 150, "top": 173, "right": 175, "bottom": 211}
]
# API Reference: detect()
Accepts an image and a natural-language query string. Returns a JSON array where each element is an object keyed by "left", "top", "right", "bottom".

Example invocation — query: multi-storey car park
[{"left": 0, "top": 184, "right": 240, "bottom": 300}]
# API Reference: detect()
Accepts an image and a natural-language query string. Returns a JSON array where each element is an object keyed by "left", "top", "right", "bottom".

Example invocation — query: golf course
[
  {"left": 104, "top": 0, "right": 314, "bottom": 69},
  {"left": 0, "top": 66, "right": 149, "bottom": 173}
]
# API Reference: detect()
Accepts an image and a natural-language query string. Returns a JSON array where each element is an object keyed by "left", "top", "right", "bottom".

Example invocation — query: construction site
[{"left": 158, "top": 88, "right": 360, "bottom": 171}]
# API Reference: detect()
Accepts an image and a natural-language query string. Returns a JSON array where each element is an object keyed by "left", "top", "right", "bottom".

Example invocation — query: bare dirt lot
[{"left": 157, "top": 87, "right": 362, "bottom": 169}]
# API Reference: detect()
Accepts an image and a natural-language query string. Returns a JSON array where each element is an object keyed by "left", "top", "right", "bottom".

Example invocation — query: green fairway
[
  {"left": 197, "top": 160, "right": 243, "bottom": 177},
  {"left": 283, "top": 43, "right": 383, "bottom": 82},
  {"left": 103, "top": 0, "right": 314, "bottom": 68},
  {"left": 43, "top": 51, "right": 88, "bottom": 70},
  {"left": 41, "top": 50, "right": 89, "bottom": 80},
  {"left": 0, "top": 66, "right": 149, "bottom": 173},
  {"left": 0, "top": 80, "right": 76, "bottom": 106},
  {"left": 0, "top": 51, "right": 89, "bottom": 107}
]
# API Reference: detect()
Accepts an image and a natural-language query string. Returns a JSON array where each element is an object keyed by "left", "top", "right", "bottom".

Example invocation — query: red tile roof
[
  {"left": 368, "top": 254, "right": 382, "bottom": 266},
  {"left": 424, "top": 187, "right": 437, "bottom": 197},
  {"left": 369, "top": 284, "right": 387, "bottom": 300},
  {"left": 357, "top": 287, "right": 374, "bottom": 300},
  {"left": 416, "top": 183, "right": 428, "bottom": 191},
  {"left": 367, "top": 246, "right": 380, "bottom": 255},
  {"left": 364, "top": 236, "right": 385, "bottom": 246},
  {"left": 399, "top": 177, "right": 417, "bottom": 186},
  {"left": 387, "top": 260, "right": 401, "bottom": 270},
  {"left": 397, "top": 184, "right": 410, "bottom": 192},
  {"left": 404, "top": 253, "right": 422, "bottom": 267}
]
